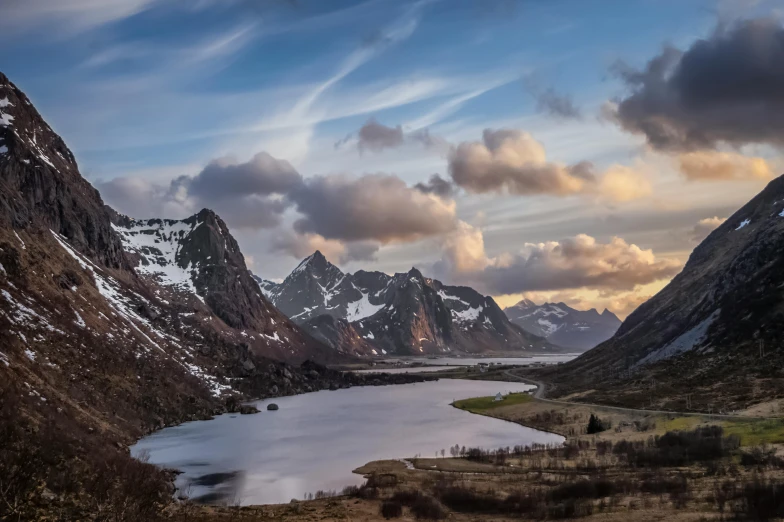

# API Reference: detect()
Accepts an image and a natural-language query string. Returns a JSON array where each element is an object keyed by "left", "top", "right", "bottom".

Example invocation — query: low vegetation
[{"left": 452, "top": 392, "right": 532, "bottom": 413}]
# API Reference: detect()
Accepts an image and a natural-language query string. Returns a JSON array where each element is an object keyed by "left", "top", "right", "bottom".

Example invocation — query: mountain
[
  {"left": 0, "top": 71, "right": 429, "bottom": 518},
  {"left": 109, "top": 209, "right": 328, "bottom": 362},
  {"left": 541, "top": 175, "right": 784, "bottom": 411},
  {"left": 257, "top": 251, "right": 556, "bottom": 355},
  {"left": 504, "top": 300, "right": 621, "bottom": 351}
]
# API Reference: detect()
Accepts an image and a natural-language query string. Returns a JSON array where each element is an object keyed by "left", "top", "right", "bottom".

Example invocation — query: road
[{"left": 501, "top": 369, "right": 761, "bottom": 421}]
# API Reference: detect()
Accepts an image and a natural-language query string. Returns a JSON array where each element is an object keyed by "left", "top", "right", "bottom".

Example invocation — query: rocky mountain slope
[
  {"left": 257, "top": 251, "right": 555, "bottom": 355},
  {"left": 504, "top": 299, "right": 621, "bottom": 351},
  {"left": 109, "top": 209, "right": 330, "bottom": 362},
  {"left": 0, "top": 71, "right": 430, "bottom": 519},
  {"left": 540, "top": 175, "right": 784, "bottom": 411}
]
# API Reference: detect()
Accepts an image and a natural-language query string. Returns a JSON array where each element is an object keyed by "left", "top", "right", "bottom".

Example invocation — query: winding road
[{"left": 500, "top": 369, "right": 761, "bottom": 421}]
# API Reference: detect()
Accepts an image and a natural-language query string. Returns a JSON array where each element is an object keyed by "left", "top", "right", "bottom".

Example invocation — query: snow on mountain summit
[
  {"left": 261, "top": 252, "right": 558, "bottom": 356},
  {"left": 504, "top": 300, "right": 621, "bottom": 351}
]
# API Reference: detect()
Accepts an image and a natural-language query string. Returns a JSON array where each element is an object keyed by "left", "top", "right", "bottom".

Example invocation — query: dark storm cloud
[{"left": 610, "top": 18, "right": 784, "bottom": 151}]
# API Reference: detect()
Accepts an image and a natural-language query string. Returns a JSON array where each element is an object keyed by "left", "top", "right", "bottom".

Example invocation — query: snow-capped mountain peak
[
  {"left": 504, "top": 300, "right": 621, "bottom": 351},
  {"left": 259, "top": 252, "right": 558, "bottom": 356}
]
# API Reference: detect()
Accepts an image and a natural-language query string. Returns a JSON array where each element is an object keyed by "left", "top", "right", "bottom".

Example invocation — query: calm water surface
[{"left": 132, "top": 379, "right": 563, "bottom": 505}]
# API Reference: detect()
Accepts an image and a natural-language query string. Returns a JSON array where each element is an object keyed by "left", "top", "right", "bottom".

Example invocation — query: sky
[{"left": 1, "top": 0, "right": 782, "bottom": 318}]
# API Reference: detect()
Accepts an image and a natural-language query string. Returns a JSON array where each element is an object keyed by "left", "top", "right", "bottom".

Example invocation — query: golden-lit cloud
[
  {"left": 436, "top": 223, "right": 682, "bottom": 298},
  {"left": 596, "top": 164, "right": 652, "bottom": 202},
  {"left": 448, "top": 128, "right": 652, "bottom": 202},
  {"left": 678, "top": 150, "right": 775, "bottom": 181}
]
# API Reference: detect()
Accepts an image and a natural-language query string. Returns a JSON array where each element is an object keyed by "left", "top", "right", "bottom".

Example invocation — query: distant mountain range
[
  {"left": 255, "top": 251, "right": 558, "bottom": 356},
  {"left": 504, "top": 299, "right": 621, "bottom": 351}
]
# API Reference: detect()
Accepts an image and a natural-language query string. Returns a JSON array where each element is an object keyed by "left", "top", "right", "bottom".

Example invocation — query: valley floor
[{"left": 170, "top": 382, "right": 784, "bottom": 521}]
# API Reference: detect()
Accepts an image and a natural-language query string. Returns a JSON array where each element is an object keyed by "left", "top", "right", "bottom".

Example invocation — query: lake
[{"left": 131, "top": 379, "right": 564, "bottom": 505}]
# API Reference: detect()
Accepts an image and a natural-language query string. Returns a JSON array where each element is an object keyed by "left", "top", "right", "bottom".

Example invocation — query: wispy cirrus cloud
[{"left": 0, "top": 0, "right": 159, "bottom": 33}]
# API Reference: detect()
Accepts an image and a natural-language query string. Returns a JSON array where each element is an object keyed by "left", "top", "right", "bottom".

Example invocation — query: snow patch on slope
[
  {"left": 451, "top": 305, "right": 483, "bottom": 323},
  {"left": 346, "top": 292, "right": 385, "bottom": 322},
  {"left": 112, "top": 220, "right": 204, "bottom": 301}
]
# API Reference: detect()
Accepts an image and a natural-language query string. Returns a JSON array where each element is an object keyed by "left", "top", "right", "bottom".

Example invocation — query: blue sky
[{"left": 1, "top": 0, "right": 780, "bottom": 316}]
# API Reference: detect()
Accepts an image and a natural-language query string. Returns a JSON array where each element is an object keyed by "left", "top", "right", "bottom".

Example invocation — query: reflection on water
[{"left": 132, "top": 380, "right": 563, "bottom": 505}]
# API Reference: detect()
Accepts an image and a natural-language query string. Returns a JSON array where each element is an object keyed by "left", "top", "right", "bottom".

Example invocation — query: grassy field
[
  {"left": 452, "top": 392, "right": 532, "bottom": 413},
  {"left": 723, "top": 418, "right": 784, "bottom": 446}
]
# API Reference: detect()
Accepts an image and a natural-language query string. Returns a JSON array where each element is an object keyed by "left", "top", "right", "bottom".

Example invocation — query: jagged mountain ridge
[
  {"left": 257, "top": 251, "right": 556, "bottom": 355},
  {"left": 542, "top": 174, "right": 784, "bottom": 409},
  {"left": 504, "top": 299, "right": 621, "bottom": 351},
  {"left": 109, "top": 209, "right": 325, "bottom": 361}
]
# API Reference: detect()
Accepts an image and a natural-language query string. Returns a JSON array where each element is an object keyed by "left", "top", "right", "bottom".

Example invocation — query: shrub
[
  {"left": 587, "top": 414, "right": 606, "bottom": 434},
  {"left": 734, "top": 478, "right": 784, "bottom": 521},
  {"left": 410, "top": 495, "right": 448, "bottom": 520},
  {"left": 740, "top": 446, "right": 784, "bottom": 469},
  {"left": 391, "top": 489, "right": 424, "bottom": 506},
  {"left": 614, "top": 426, "right": 738, "bottom": 467},
  {"left": 436, "top": 485, "right": 503, "bottom": 513},
  {"left": 380, "top": 500, "right": 403, "bottom": 519},
  {"left": 342, "top": 485, "right": 360, "bottom": 496},
  {"left": 547, "top": 479, "right": 621, "bottom": 503}
]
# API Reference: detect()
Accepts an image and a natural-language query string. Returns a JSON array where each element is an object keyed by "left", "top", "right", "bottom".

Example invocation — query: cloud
[
  {"left": 677, "top": 150, "right": 776, "bottom": 181},
  {"left": 609, "top": 18, "right": 784, "bottom": 152},
  {"left": 532, "top": 87, "right": 582, "bottom": 120},
  {"left": 95, "top": 176, "right": 176, "bottom": 219},
  {"left": 447, "top": 129, "right": 650, "bottom": 201},
  {"left": 81, "top": 23, "right": 258, "bottom": 70},
  {"left": 0, "top": 0, "right": 158, "bottom": 33},
  {"left": 186, "top": 152, "right": 302, "bottom": 201},
  {"left": 357, "top": 118, "right": 405, "bottom": 153},
  {"left": 100, "top": 147, "right": 461, "bottom": 244},
  {"left": 347, "top": 117, "right": 451, "bottom": 154},
  {"left": 271, "top": 231, "right": 380, "bottom": 265},
  {"left": 172, "top": 152, "right": 302, "bottom": 229},
  {"left": 414, "top": 174, "right": 455, "bottom": 198},
  {"left": 99, "top": 152, "right": 300, "bottom": 230},
  {"left": 289, "top": 173, "right": 458, "bottom": 243},
  {"left": 440, "top": 221, "right": 491, "bottom": 273},
  {"left": 690, "top": 216, "right": 727, "bottom": 242},
  {"left": 438, "top": 225, "right": 681, "bottom": 295},
  {"left": 597, "top": 165, "right": 653, "bottom": 202},
  {"left": 448, "top": 129, "right": 592, "bottom": 196}
]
